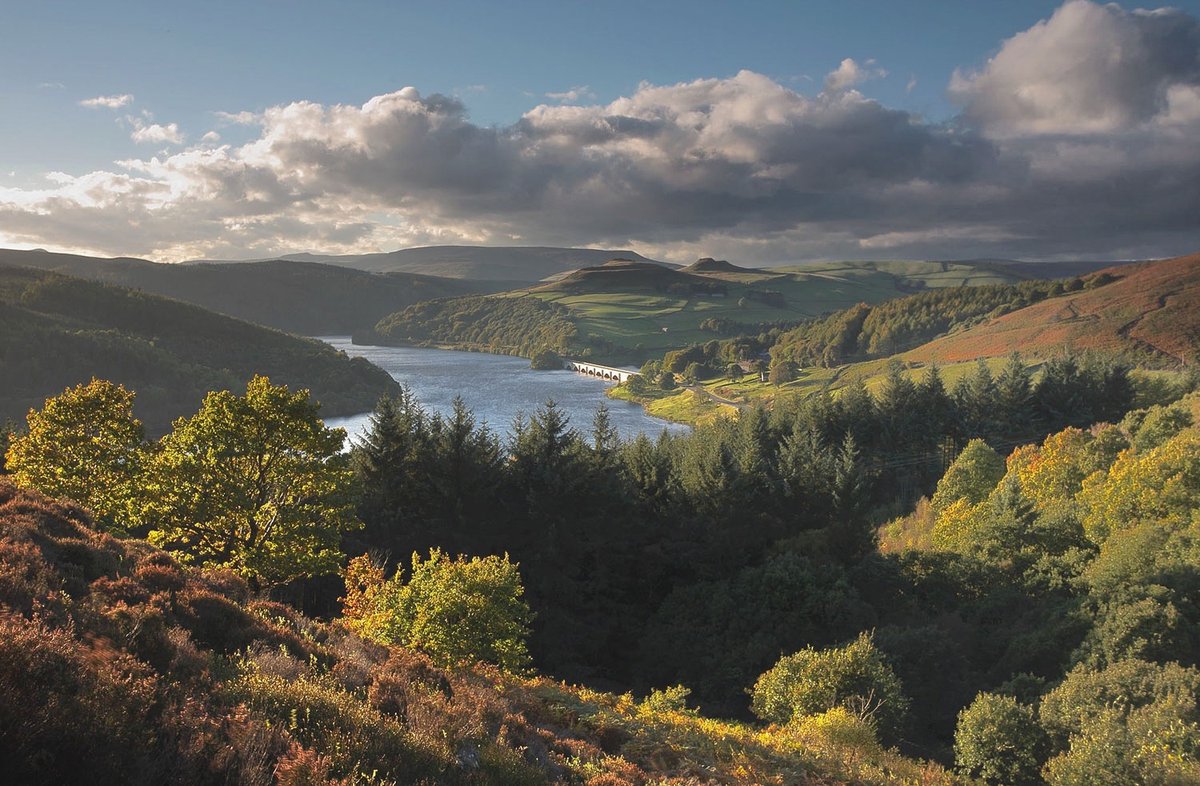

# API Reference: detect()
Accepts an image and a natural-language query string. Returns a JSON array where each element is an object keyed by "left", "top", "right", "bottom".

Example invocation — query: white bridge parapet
[{"left": 563, "top": 359, "right": 638, "bottom": 383}]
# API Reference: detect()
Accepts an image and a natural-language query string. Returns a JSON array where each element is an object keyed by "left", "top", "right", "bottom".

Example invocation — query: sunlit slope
[
  {"left": 526, "top": 259, "right": 966, "bottom": 353},
  {"left": 0, "top": 266, "right": 398, "bottom": 432},
  {"left": 782, "top": 259, "right": 1115, "bottom": 287},
  {"left": 0, "top": 248, "right": 486, "bottom": 334},
  {"left": 904, "top": 253, "right": 1200, "bottom": 366}
]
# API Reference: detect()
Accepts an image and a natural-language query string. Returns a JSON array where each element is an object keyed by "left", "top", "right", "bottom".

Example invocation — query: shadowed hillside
[
  {"left": 536, "top": 259, "right": 728, "bottom": 295},
  {"left": 0, "top": 249, "right": 489, "bottom": 334},
  {"left": 212, "top": 246, "right": 674, "bottom": 283},
  {"left": 0, "top": 266, "right": 398, "bottom": 432}
]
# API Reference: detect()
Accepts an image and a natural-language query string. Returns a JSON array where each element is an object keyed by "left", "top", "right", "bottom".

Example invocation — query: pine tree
[
  {"left": 955, "top": 360, "right": 998, "bottom": 437},
  {"left": 877, "top": 360, "right": 919, "bottom": 449},
  {"left": 995, "top": 353, "right": 1034, "bottom": 437},
  {"left": 829, "top": 433, "right": 874, "bottom": 562}
]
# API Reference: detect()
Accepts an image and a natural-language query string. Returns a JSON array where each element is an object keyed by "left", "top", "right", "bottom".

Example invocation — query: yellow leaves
[
  {"left": 1079, "top": 430, "right": 1200, "bottom": 544},
  {"left": 340, "top": 554, "right": 391, "bottom": 640},
  {"left": 1008, "top": 428, "right": 1091, "bottom": 509},
  {"left": 790, "top": 706, "right": 880, "bottom": 756},
  {"left": 931, "top": 497, "right": 985, "bottom": 551}
]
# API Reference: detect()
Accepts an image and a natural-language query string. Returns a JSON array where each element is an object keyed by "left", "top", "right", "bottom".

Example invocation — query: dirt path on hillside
[{"left": 687, "top": 384, "right": 748, "bottom": 410}]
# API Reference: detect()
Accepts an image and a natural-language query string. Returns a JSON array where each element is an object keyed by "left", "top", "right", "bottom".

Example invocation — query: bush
[
  {"left": 343, "top": 550, "right": 532, "bottom": 671},
  {"left": 750, "top": 632, "right": 909, "bottom": 741},
  {"left": 954, "top": 692, "right": 1048, "bottom": 786}
]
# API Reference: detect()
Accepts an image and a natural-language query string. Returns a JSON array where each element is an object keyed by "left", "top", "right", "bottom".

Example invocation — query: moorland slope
[
  {"left": 904, "top": 253, "right": 1200, "bottom": 366},
  {"left": 0, "top": 479, "right": 955, "bottom": 786}
]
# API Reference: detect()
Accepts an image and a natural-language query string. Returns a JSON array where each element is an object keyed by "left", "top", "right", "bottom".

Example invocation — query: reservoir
[{"left": 319, "top": 337, "right": 689, "bottom": 444}]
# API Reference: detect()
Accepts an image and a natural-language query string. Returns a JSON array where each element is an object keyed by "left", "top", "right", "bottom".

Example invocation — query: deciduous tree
[
  {"left": 141, "top": 376, "right": 359, "bottom": 587},
  {"left": 5, "top": 379, "right": 144, "bottom": 530}
]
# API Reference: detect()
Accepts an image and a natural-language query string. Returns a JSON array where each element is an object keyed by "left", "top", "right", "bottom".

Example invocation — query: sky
[{"left": 2, "top": 0, "right": 1200, "bottom": 265}]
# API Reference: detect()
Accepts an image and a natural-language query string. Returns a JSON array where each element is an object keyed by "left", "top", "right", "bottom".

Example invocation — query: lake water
[{"left": 319, "top": 337, "right": 689, "bottom": 445}]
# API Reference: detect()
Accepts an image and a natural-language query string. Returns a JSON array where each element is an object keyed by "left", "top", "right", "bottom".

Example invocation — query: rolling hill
[
  {"left": 783, "top": 259, "right": 1116, "bottom": 288},
  {"left": 202, "top": 245, "right": 673, "bottom": 283},
  {"left": 903, "top": 253, "right": 1200, "bottom": 366},
  {"left": 368, "top": 256, "right": 1121, "bottom": 361},
  {"left": 0, "top": 249, "right": 489, "bottom": 334},
  {"left": 0, "top": 266, "right": 399, "bottom": 433}
]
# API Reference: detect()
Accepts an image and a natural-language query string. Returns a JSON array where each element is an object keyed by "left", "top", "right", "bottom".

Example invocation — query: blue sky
[{"left": 3, "top": 0, "right": 1200, "bottom": 263}]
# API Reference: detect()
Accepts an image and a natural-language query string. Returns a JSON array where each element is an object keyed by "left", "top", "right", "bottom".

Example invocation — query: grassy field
[
  {"left": 523, "top": 260, "right": 1036, "bottom": 354},
  {"left": 608, "top": 383, "right": 736, "bottom": 425}
]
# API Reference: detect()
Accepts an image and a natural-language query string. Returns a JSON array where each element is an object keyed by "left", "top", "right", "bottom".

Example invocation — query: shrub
[
  {"left": 343, "top": 550, "right": 532, "bottom": 672},
  {"left": 954, "top": 692, "right": 1048, "bottom": 786},
  {"left": 750, "top": 632, "right": 909, "bottom": 741}
]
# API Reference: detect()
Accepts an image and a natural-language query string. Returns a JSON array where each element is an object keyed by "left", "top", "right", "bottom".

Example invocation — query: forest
[
  {"left": 3, "top": 344, "right": 1198, "bottom": 784},
  {"left": 0, "top": 266, "right": 398, "bottom": 432},
  {"left": 368, "top": 295, "right": 586, "bottom": 358}
]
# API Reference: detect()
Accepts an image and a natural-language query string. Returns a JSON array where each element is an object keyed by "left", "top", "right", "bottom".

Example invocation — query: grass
[
  {"left": 519, "top": 261, "right": 1036, "bottom": 355},
  {"left": 608, "top": 385, "right": 737, "bottom": 426}
]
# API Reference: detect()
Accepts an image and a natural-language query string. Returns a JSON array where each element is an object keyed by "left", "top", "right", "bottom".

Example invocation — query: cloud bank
[{"left": 5, "top": 0, "right": 1200, "bottom": 263}]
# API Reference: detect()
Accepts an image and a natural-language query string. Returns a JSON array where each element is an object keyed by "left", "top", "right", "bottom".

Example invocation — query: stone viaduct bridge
[{"left": 563, "top": 359, "right": 638, "bottom": 383}]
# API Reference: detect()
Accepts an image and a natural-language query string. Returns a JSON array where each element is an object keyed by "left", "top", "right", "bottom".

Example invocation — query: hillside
[
  {"left": 618, "top": 256, "right": 1200, "bottom": 423},
  {"left": 368, "top": 256, "right": 1111, "bottom": 362},
  {"left": 207, "top": 246, "right": 674, "bottom": 283},
  {"left": 525, "top": 258, "right": 1062, "bottom": 357},
  {"left": 0, "top": 479, "right": 955, "bottom": 786},
  {"left": 783, "top": 259, "right": 1115, "bottom": 288},
  {"left": 904, "top": 253, "right": 1200, "bottom": 366},
  {"left": 0, "top": 249, "right": 487, "bottom": 334},
  {"left": 371, "top": 294, "right": 582, "bottom": 357},
  {"left": 0, "top": 266, "right": 398, "bottom": 432}
]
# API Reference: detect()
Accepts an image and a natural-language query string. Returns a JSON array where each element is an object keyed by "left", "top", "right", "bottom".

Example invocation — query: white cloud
[
  {"left": 824, "top": 58, "right": 887, "bottom": 92},
  {"left": 80, "top": 94, "right": 133, "bottom": 109},
  {"left": 545, "top": 85, "right": 595, "bottom": 102},
  {"left": 214, "top": 110, "right": 259, "bottom": 125},
  {"left": 129, "top": 119, "right": 185, "bottom": 145},
  {"left": 950, "top": 0, "right": 1200, "bottom": 137},
  {"left": 38, "top": 82, "right": 65, "bottom": 90},
  {"left": 201, "top": 131, "right": 222, "bottom": 143}
]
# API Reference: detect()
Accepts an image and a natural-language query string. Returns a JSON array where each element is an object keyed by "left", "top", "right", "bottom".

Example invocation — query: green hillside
[
  {"left": 0, "top": 248, "right": 490, "bottom": 334},
  {"left": 621, "top": 256, "right": 1200, "bottom": 423},
  {"left": 782, "top": 259, "right": 1115, "bottom": 287},
  {"left": 369, "top": 257, "right": 1059, "bottom": 362},
  {"left": 0, "top": 266, "right": 398, "bottom": 432}
]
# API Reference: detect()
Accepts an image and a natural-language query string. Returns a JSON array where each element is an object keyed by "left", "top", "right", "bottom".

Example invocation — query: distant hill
[
  {"left": 198, "top": 245, "right": 674, "bottom": 283},
  {"left": 0, "top": 266, "right": 399, "bottom": 433},
  {"left": 681, "top": 257, "right": 769, "bottom": 276},
  {"left": 0, "top": 248, "right": 489, "bottom": 334},
  {"left": 536, "top": 259, "right": 728, "bottom": 295},
  {"left": 783, "top": 259, "right": 1116, "bottom": 288},
  {"left": 370, "top": 255, "right": 1074, "bottom": 362},
  {"left": 904, "top": 253, "right": 1200, "bottom": 366}
]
